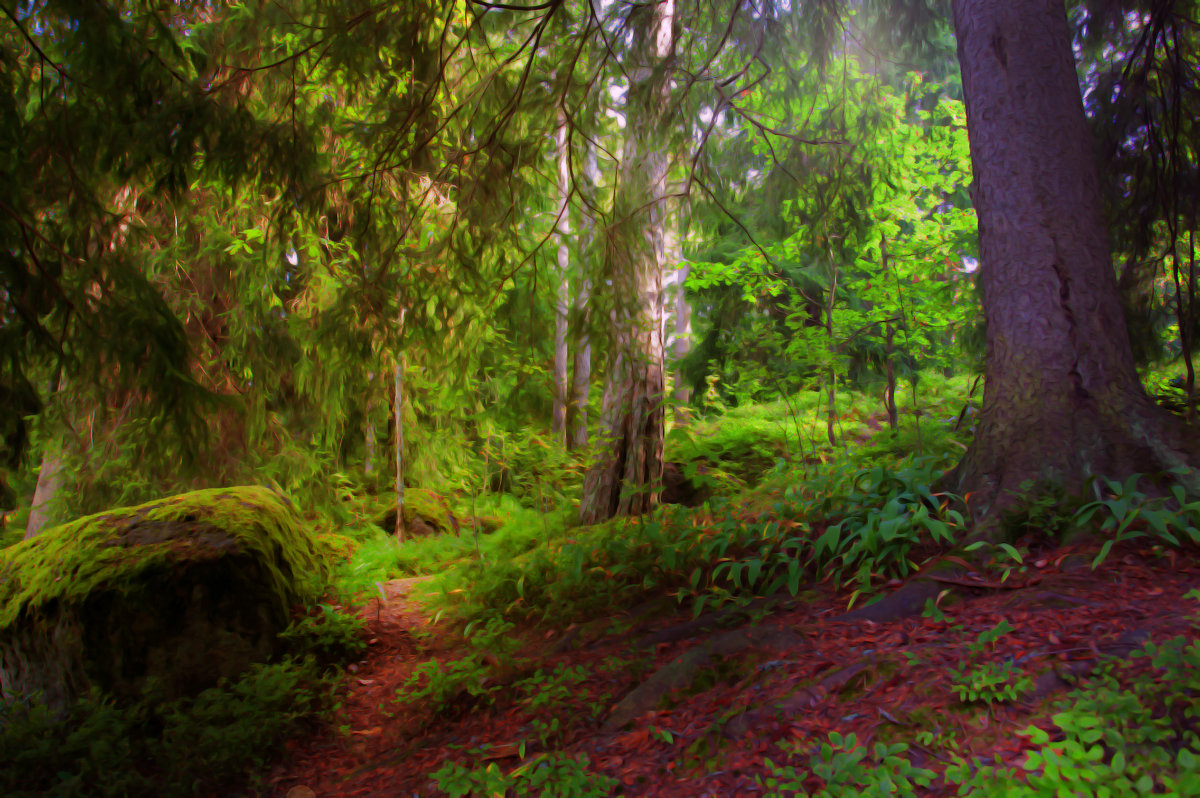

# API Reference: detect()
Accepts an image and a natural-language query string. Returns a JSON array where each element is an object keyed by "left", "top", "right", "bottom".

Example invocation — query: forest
[{"left": 2, "top": 0, "right": 1200, "bottom": 795}]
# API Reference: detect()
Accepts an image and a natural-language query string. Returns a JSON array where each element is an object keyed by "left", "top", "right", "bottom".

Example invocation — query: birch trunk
[
  {"left": 569, "top": 138, "right": 598, "bottom": 450},
  {"left": 553, "top": 106, "right": 572, "bottom": 445},
  {"left": 578, "top": 0, "right": 674, "bottom": 523}
]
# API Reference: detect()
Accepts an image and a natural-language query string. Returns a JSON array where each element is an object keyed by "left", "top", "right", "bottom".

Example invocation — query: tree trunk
[
  {"left": 393, "top": 312, "right": 407, "bottom": 542},
  {"left": 881, "top": 237, "right": 898, "bottom": 429},
  {"left": 825, "top": 260, "right": 839, "bottom": 448},
  {"left": 1172, "top": 232, "right": 1196, "bottom": 423},
  {"left": 947, "top": 0, "right": 1200, "bottom": 519},
  {"left": 364, "top": 372, "right": 376, "bottom": 475},
  {"left": 578, "top": 0, "right": 674, "bottom": 524},
  {"left": 884, "top": 324, "right": 898, "bottom": 430},
  {"left": 24, "top": 450, "right": 63, "bottom": 540},
  {"left": 24, "top": 370, "right": 64, "bottom": 540},
  {"left": 553, "top": 105, "right": 572, "bottom": 445},
  {"left": 569, "top": 134, "right": 599, "bottom": 451},
  {"left": 667, "top": 200, "right": 692, "bottom": 427}
]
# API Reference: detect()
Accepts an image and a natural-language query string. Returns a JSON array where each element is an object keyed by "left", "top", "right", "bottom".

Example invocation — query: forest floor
[{"left": 269, "top": 542, "right": 1200, "bottom": 797}]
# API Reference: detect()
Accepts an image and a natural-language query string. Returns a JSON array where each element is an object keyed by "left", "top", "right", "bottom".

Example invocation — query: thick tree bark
[
  {"left": 947, "top": 0, "right": 1200, "bottom": 519},
  {"left": 553, "top": 106, "right": 572, "bottom": 445},
  {"left": 578, "top": 0, "right": 673, "bottom": 523}
]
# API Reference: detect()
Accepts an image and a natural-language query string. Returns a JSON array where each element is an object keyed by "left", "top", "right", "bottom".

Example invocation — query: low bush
[{"left": 0, "top": 658, "right": 335, "bottom": 798}]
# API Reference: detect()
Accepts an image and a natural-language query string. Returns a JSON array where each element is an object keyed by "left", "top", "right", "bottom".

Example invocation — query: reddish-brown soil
[{"left": 267, "top": 543, "right": 1200, "bottom": 796}]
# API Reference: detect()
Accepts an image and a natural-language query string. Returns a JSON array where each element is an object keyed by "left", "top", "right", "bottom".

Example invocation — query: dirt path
[{"left": 269, "top": 545, "right": 1200, "bottom": 796}]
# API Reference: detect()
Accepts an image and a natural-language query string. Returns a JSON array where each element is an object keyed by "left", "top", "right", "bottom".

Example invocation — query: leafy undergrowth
[
  {"left": 271, "top": 539, "right": 1200, "bottom": 796},
  {"left": 0, "top": 607, "right": 365, "bottom": 798}
]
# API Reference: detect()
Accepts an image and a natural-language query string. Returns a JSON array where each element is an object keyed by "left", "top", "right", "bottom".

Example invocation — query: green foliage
[
  {"left": 395, "top": 618, "right": 523, "bottom": 717},
  {"left": 1074, "top": 471, "right": 1200, "bottom": 565},
  {"left": 517, "top": 664, "right": 591, "bottom": 713},
  {"left": 433, "top": 752, "right": 618, "bottom": 798},
  {"left": 329, "top": 530, "right": 404, "bottom": 602},
  {"left": 399, "top": 656, "right": 500, "bottom": 715},
  {"left": 998, "top": 479, "right": 1089, "bottom": 540},
  {"left": 432, "top": 455, "right": 962, "bottom": 627},
  {"left": 0, "top": 659, "right": 333, "bottom": 798},
  {"left": 950, "top": 659, "right": 1032, "bottom": 706},
  {"left": 758, "top": 733, "right": 936, "bottom": 797},
  {"left": 945, "top": 636, "right": 1200, "bottom": 796},
  {"left": 669, "top": 397, "right": 801, "bottom": 487},
  {"left": 806, "top": 458, "right": 964, "bottom": 602},
  {"left": 279, "top": 603, "right": 368, "bottom": 665},
  {"left": 947, "top": 620, "right": 1032, "bottom": 705}
]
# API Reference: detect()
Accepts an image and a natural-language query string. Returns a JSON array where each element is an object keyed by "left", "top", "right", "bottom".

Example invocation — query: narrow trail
[{"left": 270, "top": 544, "right": 1200, "bottom": 796}]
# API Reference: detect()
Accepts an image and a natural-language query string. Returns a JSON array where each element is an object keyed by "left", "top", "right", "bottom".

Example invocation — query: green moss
[
  {"left": 376, "top": 488, "right": 460, "bottom": 537},
  {"left": 0, "top": 486, "right": 327, "bottom": 631}
]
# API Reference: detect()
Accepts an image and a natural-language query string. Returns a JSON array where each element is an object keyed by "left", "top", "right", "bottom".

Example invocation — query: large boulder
[{"left": 0, "top": 486, "right": 328, "bottom": 709}]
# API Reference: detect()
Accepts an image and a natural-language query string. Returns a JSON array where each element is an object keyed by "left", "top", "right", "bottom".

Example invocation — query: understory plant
[
  {"left": 431, "top": 457, "right": 964, "bottom": 627},
  {"left": 758, "top": 732, "right": 936, "bottom": 797},
  {"left": 947, "top": 635, "right": 1200, "bottom": 795},
  {"left": 433, "top": 752, "right": 617, "bottom": 798},
  {"left": 0, "top": 658, "right": 335, "bottom": 798},
  {"left": 948, "top": 620, "right": 1033, "bottom": 706}
]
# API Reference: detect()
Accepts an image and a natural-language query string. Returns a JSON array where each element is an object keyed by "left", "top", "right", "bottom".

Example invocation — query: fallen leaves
[{"left": 272, "top": 541, "right": 1200, "bottom": 797}]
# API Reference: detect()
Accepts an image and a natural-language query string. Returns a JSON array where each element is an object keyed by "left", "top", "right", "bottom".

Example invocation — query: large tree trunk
[
  {"left": 947, "top": 0, "right": 1200, "bottom": 519},
  {"left": 553, "top": 105, "right": 572, "bottom": 445},
  {"left": 578, "top": 0, "right": 674, "bottom": 524}
]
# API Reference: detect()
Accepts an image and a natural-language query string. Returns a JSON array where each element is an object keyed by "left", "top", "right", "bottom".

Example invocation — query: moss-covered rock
[
  {"left": 0, "top": 486, "right": 328, "bottom": 709},
  {"left": 377, "top": 488, "right": 460, "bottom": 538}
]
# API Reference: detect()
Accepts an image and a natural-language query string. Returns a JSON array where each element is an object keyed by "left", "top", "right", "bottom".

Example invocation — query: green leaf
[{"left": 1092, "top": 539, "right": 1115, "bottom": 569}]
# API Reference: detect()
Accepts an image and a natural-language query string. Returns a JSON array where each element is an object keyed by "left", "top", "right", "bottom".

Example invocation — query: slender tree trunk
[
  {"left": 393, "top": 312, "right": 407, "bottom": 542},
  {"left": 1188, "top": 234, "right": 1197, "bottom": 421},
  {"left": 569, "top": 137, "right": 598, "bottom": 450},
  {"left": 579, "top": 0, "right": 674, "bottom": 523},
  {"left": 24, "top": 371, "right": 63, "bottom": 540},
  {"left": 881, "top": 237, "right": 898, "bottom": 429},
  {"left": 667, "top": 200, "right": 692, "bottom": 426},
  {"left": 24, "top": 451, "right": 63, "bottom": 540},
  {"left": 947, "top": 0, "right": 1200, "bottom": 519},
  {"left": 553, "top": 106, "right": 572, "bottom": 445},
  {"left": 825, "top": 260, "right": 839, "bottom": 448},
  {"left": 364, "top": 373, "right": 376, "bottom": 475},
  {"left": 884, "top": 324, "right": 898, "bottom": 430},
  {"left": 1173, "top": 233, "right": 1196, "bottom": 423}
]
